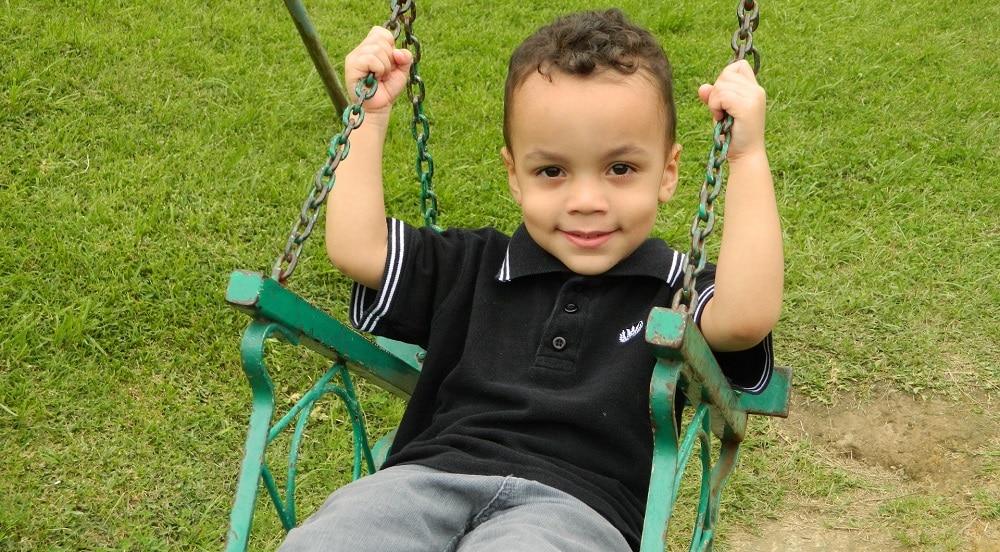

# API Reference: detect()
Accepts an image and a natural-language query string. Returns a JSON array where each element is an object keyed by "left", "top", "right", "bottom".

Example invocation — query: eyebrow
[
  {"left": 522, "top": 150, "right": 566, "bottom": 164},
  {"left": 522, "top": 144, "right": 650, "bottom": 163},
  {"left": 604, "top": 144, "right": 651, "bottom": 159}
]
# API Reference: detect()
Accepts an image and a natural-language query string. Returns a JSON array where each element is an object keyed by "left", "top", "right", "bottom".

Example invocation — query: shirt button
[
  {"left": 552, "top": 336, "right": 567, "bottom": 350},
  {"left": 563, "top": 303, "right": 579, "bottom": 314}
]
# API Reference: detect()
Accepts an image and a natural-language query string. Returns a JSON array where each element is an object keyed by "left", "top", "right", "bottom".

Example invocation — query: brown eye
[
  {"left": 540, "top": 167, "right": 563, "bottom": 178},
  {"left": 610, "top": 163, "right": 632, "bottom": 176}
]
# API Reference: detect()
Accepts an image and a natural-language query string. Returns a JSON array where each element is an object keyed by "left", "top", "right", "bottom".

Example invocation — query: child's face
[{"left": 502, "top": 70, "right": 681, "bottom": 276}]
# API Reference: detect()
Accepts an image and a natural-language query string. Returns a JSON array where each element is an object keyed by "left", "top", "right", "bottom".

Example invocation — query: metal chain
[
  {"left": 398, "top": 2, "right": 439, "bottom": 229},
  {"left": 672, "top": 0, "right": 760, "bottom": 313},
  {"left": 271, "top": 0, "right": 430, "bottom": 283},
  {"left": 733, "top": 0, "right": 760, "bottom": 74}
]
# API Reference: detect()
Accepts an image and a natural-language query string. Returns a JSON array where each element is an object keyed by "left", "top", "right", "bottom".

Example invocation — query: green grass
[{"left": 2, "top": 0, "right": 998, "bottom": 550}]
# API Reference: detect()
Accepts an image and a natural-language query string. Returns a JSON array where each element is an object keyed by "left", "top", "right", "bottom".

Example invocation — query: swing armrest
[
  {"left": 645, "top": 307, "right": 792, "bottom": 438},
  {"left": 640, "top": 307, "right": 792, "bottom": 552},
  {"left": 646, "top": 307, "right": 747, "bottom": 441},
  {"left": 225, "top": 270, "right": 419, "bottom": 398}
]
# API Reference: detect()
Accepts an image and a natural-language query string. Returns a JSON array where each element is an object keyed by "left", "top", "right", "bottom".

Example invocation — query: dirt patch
[
  {"left": 795, "top": 390, "right": 996, "bottom": 491},
  {"left": 727, "top": 497, "right": 903, "bottom": 551},
  {"left": 726, "top": 389, "right": 1000, "bottom": 551}
]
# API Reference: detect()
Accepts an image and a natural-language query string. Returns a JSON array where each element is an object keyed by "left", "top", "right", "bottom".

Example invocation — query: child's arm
[
  {"left": 325, "top": 27, "right": 413, "bottom": 290},
  {"left": 695, "top": 60, "right": 784, "bottom": 352}
]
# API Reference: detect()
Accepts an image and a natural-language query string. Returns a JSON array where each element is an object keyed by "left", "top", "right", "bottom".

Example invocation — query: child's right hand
[{"left": 344, "top": 27, "right": 414, "bottom": 115}]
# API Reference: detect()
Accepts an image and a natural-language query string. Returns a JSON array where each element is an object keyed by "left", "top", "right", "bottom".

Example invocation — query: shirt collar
[{"left": 496, "top": 224, "right": 685, "bottom": 284}]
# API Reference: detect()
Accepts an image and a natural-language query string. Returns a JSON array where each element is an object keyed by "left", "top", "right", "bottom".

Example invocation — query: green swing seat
[
  {"left": 224, "top": 271, "right": 791, "bottom": 551},
  {"left": 223, "top": 2, "right": 790, "bottom": 551}
]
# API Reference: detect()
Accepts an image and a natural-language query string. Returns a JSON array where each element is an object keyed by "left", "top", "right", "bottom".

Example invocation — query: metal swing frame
[{"left": 223, "top": 2, "right": 791, "bottom": 551}]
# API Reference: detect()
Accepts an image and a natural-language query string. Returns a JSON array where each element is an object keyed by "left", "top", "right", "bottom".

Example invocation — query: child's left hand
[{"left": 698, "top": 60, "right": 766, "bottom": 161}]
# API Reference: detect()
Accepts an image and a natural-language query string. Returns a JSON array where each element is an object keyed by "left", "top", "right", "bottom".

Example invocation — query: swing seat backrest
[{"left": 223, "top": 270, "right": 791, "bottom": 552}]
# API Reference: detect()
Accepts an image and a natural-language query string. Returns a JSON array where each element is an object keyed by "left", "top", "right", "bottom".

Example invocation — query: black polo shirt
[{"left": 350, "top": 218, "right": 773, "bottom": 550}]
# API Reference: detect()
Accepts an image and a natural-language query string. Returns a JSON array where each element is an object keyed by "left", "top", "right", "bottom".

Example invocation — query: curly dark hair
[{"left": 503, "top": 9, "right": 676, "bottom": 149}]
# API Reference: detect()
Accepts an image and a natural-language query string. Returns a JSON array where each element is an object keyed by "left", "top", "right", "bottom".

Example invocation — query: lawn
[{"left": 1, "top": 0, "right": 997, "bottom": 550}]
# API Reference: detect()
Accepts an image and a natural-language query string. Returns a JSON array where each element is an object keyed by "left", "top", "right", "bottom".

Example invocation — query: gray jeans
[{"left": 278, "top": 464, "right": 631, "bottom": 552}]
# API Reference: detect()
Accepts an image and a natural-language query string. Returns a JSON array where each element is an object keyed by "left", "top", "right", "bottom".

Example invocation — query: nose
[{"left": 565, "top": 177, "right": 609, "bottom": 215}]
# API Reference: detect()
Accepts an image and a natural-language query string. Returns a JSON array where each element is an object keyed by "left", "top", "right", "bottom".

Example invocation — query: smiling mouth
[{"left": 562, "top": 230, "right": 614, "bottom": 249}]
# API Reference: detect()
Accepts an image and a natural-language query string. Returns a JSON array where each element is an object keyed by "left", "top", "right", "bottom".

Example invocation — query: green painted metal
[
  {"left": 226, "top": 270, "right": 420, "bottom": 398},
  {"left": 642, "top": 348, "right": 684, "bottom": 551},
  {"left": 225, "top": 321, "right": 286, "bottom": 552},
  {"left": 741, "top": 365, "right": 792, "bottom": 417},
  {"left": 224, "top": 272, "right": 792, "bottom": 552},
  {"left": 224, "top": 319, "right": 377, "bottom": 552},
  {"left": 640, "top": 306, "right": 786, "bottom": 551},
  {"left": 371, "top": 428, "right": 398, "bottom": 471},
  {"left": 260, "top": 363, "right": 373, "bottom": 529},
  {"left": 646, "top": 307, "right": 747, "bottom": 441},
  {"left": 223, "top": 271, "right": 422, "bottom": 552},
  {"left": 374, "top": 337, "right": 425, "bottom": 372}
]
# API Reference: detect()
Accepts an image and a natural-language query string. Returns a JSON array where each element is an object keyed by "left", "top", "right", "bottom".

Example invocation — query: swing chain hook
[
  {"left": 272, "top": 0, "right": 427, "bottom": 283},
  {"left": 672, "top": 0, "right": 760, "bottom": 314}
]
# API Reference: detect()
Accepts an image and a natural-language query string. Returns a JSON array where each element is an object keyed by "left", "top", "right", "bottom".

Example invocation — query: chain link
[
  {"left": 733, "top": 0, "right": 760, "bottom": 73},
  {"left": 672, "top": 0, "right": 760, "bottom": 313},
  {"left": 271, "top": 0, "right": 432, "bottom": 283},
  {"left": 399, "top": 2, "right": 439, "bottom": 229}
]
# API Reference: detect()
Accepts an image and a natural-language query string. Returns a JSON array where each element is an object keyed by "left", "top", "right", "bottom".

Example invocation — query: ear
[
  {"left": 501, "top": 147, "right": 523, "bottom": 205},
  {"left": 658, "top": 143, "right": 682, "bottom": 203}
]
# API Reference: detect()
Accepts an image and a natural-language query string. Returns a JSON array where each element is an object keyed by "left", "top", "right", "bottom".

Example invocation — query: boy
[{"left": 282, "top": 8, "right": 782, "bottom": 552}]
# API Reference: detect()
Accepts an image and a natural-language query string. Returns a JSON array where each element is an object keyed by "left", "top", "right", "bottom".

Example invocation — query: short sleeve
[
  {"left": 348, "top": 218, "right": 500, "bottom": 348},
  {"left": 349, "top": 218, "right": 440, "bottom": 344}
]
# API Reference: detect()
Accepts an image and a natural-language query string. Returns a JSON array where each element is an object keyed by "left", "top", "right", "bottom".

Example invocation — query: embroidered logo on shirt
[{"left": 619, "top": 321, "right": 644, "bottom": 344}]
